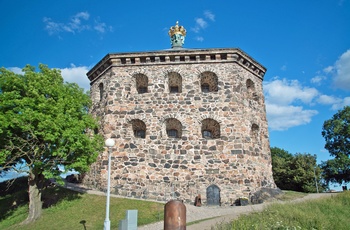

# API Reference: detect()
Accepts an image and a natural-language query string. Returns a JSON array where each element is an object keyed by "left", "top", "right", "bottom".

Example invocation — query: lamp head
[{"left": 105, "top": 138, "right": 115, "bottom": 148}]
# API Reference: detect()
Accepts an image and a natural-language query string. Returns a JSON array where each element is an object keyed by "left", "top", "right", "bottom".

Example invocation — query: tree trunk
[{"left": 22, "top": 171, "right": 43, "bottom": 224}]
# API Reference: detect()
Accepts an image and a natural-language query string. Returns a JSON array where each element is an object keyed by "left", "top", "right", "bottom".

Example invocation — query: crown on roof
[{"left": 168, "top": 21, "right": 186, "bottom": 37}]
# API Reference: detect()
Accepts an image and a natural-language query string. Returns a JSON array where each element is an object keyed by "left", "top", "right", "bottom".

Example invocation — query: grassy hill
[
  {"left": 1, "top": 177, "right": 349, "bottom": 230},
  {"left": 0, "top": 177, "right": 164, "bottom": 230}
]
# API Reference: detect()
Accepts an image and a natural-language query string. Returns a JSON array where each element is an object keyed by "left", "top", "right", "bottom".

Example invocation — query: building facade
[{"left": 83, "top": 22, "right": 276, "bottom": 205}]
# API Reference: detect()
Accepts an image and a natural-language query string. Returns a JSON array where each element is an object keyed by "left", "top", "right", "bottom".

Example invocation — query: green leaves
[
  {"left": 321, "top": 106, "right": 350, "bottom": 185},
  {"left": 271, "top": 147, "right": 322, "bottom": 192},
  {"left": 0, "top": 64, "right": 103, "bottom": 178}
]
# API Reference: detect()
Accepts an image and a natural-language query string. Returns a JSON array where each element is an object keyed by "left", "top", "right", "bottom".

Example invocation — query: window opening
[
  {"left": 138, "top": 87, "right": 147, "bottom": 94},
  {"left": 170, "top": 86, "right": 179, "bottom": 93},
  {"left": 202, "top": 130, "right": 212, "bottom": 138},
  {"left": 167, "top": 129, "right": 178, "bottom": 138},
  {"left": 201, "top": 83, "right": 210, "bottom": 93},
  {"left": 134, "top": 130, "right": 146, "bottom": 139},
  {"left": 99, "top": 83, "right": 103, "bottom": 101}
]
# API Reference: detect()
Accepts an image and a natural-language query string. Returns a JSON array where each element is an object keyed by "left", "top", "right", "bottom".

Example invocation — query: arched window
[
  {"left": 167, "top": 129, "right": 178, "bottom": 138},
  {"left": 246, "top": 79, "right": 255, "bottom": 91},
  {"left": 201, "top": 83, "right": 210, "bottom": 93},
  {"left": 135, "top": 130, "right": 146, "bottom": 138},
  {"left": 202, "top": 130, "right": 212, "bottom": 138},
  {"left": 201, "top": 118, "right": 220, "bottom": 139},
  {"left": 130, "top": 119, "right": 146, "bottom": 139},
  {"left": 135, "top": 74, "right": 148, "bottom": 94},
  {"left": 251, "top": 123, "right": 259, "bottom": 141},
  {"left": 246, "top": 79, "right": 258, "bottom": 101},
  {"left": 200, "top": 71, "right": 218, "bottom": 93},
  {"left": 168, "top": 72, "right": 182, "bottom": 93},
  {"left": 98, "top": 83, "right": 103, "bottom": 101},
  {"left": 165, "top": 118, "right": 182, "bottom": 138}
]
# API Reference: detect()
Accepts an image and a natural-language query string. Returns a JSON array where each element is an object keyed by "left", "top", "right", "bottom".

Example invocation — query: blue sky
[{"left": 1, "top": 1, "right": 350, "bottom": 186}]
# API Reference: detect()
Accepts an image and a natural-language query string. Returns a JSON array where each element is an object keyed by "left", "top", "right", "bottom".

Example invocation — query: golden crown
[{"left": 168, "top": 21, "right": 186, "bottom": 37}]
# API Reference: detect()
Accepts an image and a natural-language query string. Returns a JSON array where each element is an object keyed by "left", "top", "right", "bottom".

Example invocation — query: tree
[
  {"left": 0, "top": 65, "right": 103, "bottom": 223},
  {"left": 271, "top": 147, "right": 323, "bottom": 192},
  {"left": 270, "top": 147, "right": 294, "bottom": 189},
  {"left": 321, "top": 106, "right": 350, "bottom": 186}
]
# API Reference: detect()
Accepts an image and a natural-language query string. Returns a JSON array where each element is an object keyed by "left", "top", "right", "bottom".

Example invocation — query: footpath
[
  {"left": 65, "top": 183, "right": 336, "bottom": 230},
  {"left": 140, "top": 193, "right": 335, "bottom": 230}
]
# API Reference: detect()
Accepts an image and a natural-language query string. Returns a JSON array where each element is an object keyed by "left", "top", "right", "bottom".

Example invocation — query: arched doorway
[{"left": 206, "top": 184, "right": 220, "bottom": 205}]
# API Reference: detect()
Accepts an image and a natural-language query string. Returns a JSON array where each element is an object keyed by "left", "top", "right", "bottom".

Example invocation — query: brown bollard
[{"left": 164, "top": 200, "right": 186, "bottom": 230}]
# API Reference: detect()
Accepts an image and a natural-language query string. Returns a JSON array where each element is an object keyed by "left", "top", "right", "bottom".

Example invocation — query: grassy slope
[
  {"left": 223, "top": 191, "right": 350, "bottom": 230},
  {"left": 0, "top": 177, "right": 164, "bottom": 230},
  {"left": 2, "top": 178, "right": 349, "bottom": 230}
]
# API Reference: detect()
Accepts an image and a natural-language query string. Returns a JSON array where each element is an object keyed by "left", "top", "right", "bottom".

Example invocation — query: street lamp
[
  {"left": 313, "top": 166, "right": 319, "bottom": 193},
  {"left": 104, "top": 138, "right": 115, "bottom": 230}
]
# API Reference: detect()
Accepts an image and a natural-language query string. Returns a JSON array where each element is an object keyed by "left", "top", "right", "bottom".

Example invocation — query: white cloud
[
  {"left": 43, "top": 17, "right": 63, "bottom": 35},
  {"left": 332, "top": 49, "right": 350, "bottom": 90},
  {"left": 94, "top": 21, "right": 107, "bottom": 33},
  {"left": 6, "top": 65, "right": 90, "bottom": 92},
  {"left": 264, "top": 78, "right": 319, "bottom": 131},
  {"left": 310, "top": 75, "right": 326, "bottom": 85},
  {"left": 264, "top": 78, "right": 319, "bottom": 105},
  {"left": 67, "top": 12, "right": 90, "bottom": 32},
  {"left": 7, "top": 67, "right": 24, "bottom": 74},
  {"left": 320, "top": 95, "right": 350, "bottom": 110},
  {"left": 59, "top": 64, "right": 90, "bottom": 91},
  {"left": 204, "top": 11, "right": 215, "bottom": 21},
  {"left": 43, "top": 11, "right": 112, "bottom": 36},
  {"left": 196, "top": 18, "right": 208, "bottom": 29},
  {"left": 191, "top": 10, "right": 215, "bottom": 34},
  {"left": 323, "top": 66, "right": 333, "bottom": 74},
  {"left": 317, "top": 94, "right": 341, "bottom": 105},
  {"left": 280, "top": 65, "right": 287, "bottom": 71},
  {"left": 192, "top": 18, "right": 208, "bottom": 33},
  {"left": 195, "top": 36, "right": 204, "bottom": 42},
  {"left": 266, "top": 103, "right": 318, "bottom": 131}
]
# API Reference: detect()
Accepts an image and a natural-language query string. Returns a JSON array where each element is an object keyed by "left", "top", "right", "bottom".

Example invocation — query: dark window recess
[
  {"left": 201, "top": 84, "right": 210, "bottom": 93},
  {"left": 170, "top": 86, "right": 179, "bottom": 93},
  {"left": 138, "top": 87, "right": 147, "bottom": 94},
  {"left": 203, "top": 130, "right": 212, "bottom": 139},
  {"left": 99, "top": 83, "right": 103, "bottom": 101},
  {"left": 167, "top": 129, "right": 178, "bottom": 138},
  {"left": 134, "top": 130, "right": 145, "bottom": 138}
]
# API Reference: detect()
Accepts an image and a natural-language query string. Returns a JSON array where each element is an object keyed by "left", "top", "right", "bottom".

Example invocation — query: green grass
[
  {"left": 275, "top": 190, "right": 306, "bottom": 201},
  {"left": 215, "top": 191, "right": 350, "bottom": 230},
  {"left": 0, "top": 177, "right": 164, "bottom": 230},
  {"left": 2, "top": 178, "right": 349, "bottom": 230}
]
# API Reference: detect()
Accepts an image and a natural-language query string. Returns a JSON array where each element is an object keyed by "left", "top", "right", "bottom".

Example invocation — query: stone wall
[{"left": 84, "top": 48, "right": 276, "bottom": 205}]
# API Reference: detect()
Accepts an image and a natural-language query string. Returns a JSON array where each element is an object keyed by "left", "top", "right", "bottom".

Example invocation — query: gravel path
[
  {"left": 139, "top": 193, "right": 336, "bottom": 230},
  {"left": 65, "top": 183, "right": 337, "bottom": 230}
]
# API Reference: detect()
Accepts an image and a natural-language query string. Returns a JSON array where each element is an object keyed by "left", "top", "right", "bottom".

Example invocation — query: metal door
[{"left": 206, "top": 184, "right": 220, "bottom": 205}]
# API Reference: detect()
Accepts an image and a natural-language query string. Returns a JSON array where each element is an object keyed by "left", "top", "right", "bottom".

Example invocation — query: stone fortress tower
[{"left": 84, "top": 22, "right": 277, "bottom": 205}]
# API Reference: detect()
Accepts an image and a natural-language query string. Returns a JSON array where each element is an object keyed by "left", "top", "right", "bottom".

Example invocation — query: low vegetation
[
  {"left": 1, "top": 178, "right": 349, "bottom": 230},
  {"left": 0, "top": 177, "right": 164, "bottom": 230},
  {"left": 215, "top": 191, "right": 350, "bottom": 230}
]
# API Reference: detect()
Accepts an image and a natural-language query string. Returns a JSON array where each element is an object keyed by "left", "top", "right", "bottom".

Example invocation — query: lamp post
[
  {"left": 313, "top": 166, "right": 319, "bottom": 193},
  {"left": 104, "top": 138, "right": 115, "bottom": 230}
]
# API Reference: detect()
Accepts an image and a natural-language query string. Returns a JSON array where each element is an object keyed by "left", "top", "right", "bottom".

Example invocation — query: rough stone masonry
[{"left": 83, "top": 46, "right": 277, "bottom": 205}]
